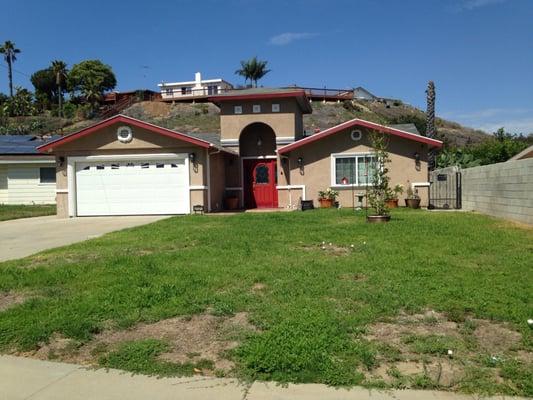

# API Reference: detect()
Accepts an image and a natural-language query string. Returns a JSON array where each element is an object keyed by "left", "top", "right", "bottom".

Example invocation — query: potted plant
[
  {"left": 224, "top": 192, "right": 240, "bottom": 210},
  {"left": 366, "top": 132, "right": 392, "bottom": 223},
  {"left": 405, "top": 186, "right": 421, "bottom": 209},
  {"left": 318, "top": 188, "right": 339, "bottom": 208},
  {"left": 385, "top": 184, "right": 404, "bottom": 208}
]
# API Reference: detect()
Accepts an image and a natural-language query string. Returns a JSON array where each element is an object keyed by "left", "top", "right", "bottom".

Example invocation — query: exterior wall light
[
  {"left": 257, "top": 136, "right": 263, "bottom": 147},
  {"left": 414, "top": 152, "right": 420, "bottom": 162},
  {"left": 58, "top": 156, "right": 65, "bottom": 167},
  {"left": 297, "top": 157, "right": 304, "bottom": 167},
  {"left": 189, "top": 152, "right": 196, "bottom": 163}
]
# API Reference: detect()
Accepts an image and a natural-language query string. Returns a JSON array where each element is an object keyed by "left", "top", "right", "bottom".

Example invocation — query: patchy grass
[
  {"left": 0, "top": 204, "right": 56, "bottom": 221},
  {"left": 0, "top": 209, "right": 531, "bottom": 395},
  {"left": 99, "top": 339, "right": 214, "bottom": 377}
]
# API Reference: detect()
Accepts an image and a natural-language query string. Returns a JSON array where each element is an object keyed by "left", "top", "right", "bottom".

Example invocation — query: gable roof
[
  {"left": 37, "top": 114, "right": 234, "bottom": 153},
  {"left": 209, "top": 88, "right": 312, "bottom": 113},
  {"left": 0, "top": 135, "right": 60, "bottom": 155},
  {"left": 389, "top": 123, "right": 420, "bottom": 135},
  {"left": 508, "top": 144, "right": 533, "bottom": 161},
  {"left": 277, "top": 118, "right": 443, "bottom": 154}
]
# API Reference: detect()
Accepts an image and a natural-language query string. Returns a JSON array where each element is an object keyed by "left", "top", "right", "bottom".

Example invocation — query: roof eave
[
  {"left": 277, "top": 118, "right": 443, "bottom": 154},
  {"left": 37, "top": 114, "right": 212, "bottom": 153}
]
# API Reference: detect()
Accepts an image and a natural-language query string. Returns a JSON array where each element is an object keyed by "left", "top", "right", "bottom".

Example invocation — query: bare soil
[
  {"left": 22, "top": 312, "right": 257, "bottom": 373},
  {"left": 0, "top": 291, "right": 29, "bottom": 312},
  {"left": 364, "top": 309, "right": 527, "bottom": 388}
]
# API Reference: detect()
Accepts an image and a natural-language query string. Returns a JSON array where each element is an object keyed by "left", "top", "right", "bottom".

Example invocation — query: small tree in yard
[{"left": 366, "top": 132, "right": 392, "bottom": 220}]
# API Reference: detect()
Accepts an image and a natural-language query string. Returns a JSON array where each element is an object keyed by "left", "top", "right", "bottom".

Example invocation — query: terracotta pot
[
  {"left": 367, "top": 215, "right": 391, "bottom": 223},
  {"left": 318, "top": 198, "right": 333, "bottom": 208},
  {"left": 385, "top": 199, "right": 399, "bottom": 208},
  {"left": 224, "top": 196, "right": 239, "bottom": 210},
  {"left": 405, "top": 198, "right": 421, "bottom": 209}
]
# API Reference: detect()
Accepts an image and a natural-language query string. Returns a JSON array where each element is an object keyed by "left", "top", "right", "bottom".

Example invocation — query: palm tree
[
  {"left": 235, "top": 56, "right": 270, "bottom": 87},
  {"left": 0, "top": 41, "right": 21, "bottom": 97},
  {"left": 51, "top": 60, "right": 68, "bottom": 117},
  {"left": 82, "top": 76, "right": 104, "bottom": 113},
  {"left": 426, "top": 81, "right": 436, "bottom": 138},
  {"left": 426, "top": 80, "right": 436, "bottom": 170}
]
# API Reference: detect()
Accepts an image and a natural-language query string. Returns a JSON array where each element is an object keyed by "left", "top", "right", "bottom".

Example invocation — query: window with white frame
[
  {"left": 272, "top": 103, "right": 280, "bottom": 112},
  {"left": 252, "top": 104, "right": 261, "bottom": 113},
  {"left": 234, "top": 105, "right": 242, "bottom": 114},
  {"left": 332, "top": 154, "right": 378, "bottom": 186}
]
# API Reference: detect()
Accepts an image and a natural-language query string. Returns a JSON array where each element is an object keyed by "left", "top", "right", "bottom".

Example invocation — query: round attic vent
[
  {"left": 350, "top": 129, "right": 362, "bottom": 141},
  {"left": 117, "top": 126, "right": 133, "bottom": 143}
]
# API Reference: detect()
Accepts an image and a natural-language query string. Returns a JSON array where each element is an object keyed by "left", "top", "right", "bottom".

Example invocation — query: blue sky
[{"left": 2, "top": 0, "right": 532, "bottom": 133}]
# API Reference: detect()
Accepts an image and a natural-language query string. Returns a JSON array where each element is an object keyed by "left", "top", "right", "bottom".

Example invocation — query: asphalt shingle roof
[{"left": 388, "top": 123, "right": 421, "bottom": 135}]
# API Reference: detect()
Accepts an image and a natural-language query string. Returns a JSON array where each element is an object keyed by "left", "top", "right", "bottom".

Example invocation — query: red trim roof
[
  {"left": 277, "top": 118, "right": 443, "bottom": 154},
  {"left": 37, "top": 114, "right": 212, "bottom": 152},
  {"left": 209, "top": 90, "right": 306, "bottom": 102},
  {"left": 209, "top": 90, "right": 312, "bottom": 113}
]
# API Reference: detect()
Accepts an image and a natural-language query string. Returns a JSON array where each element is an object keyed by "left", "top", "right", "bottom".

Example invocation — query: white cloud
[
  {"left": 458, "top": 0, "right": 507, "bottom": 11},
  {"left": 442, "top": 108, "right": 533, "bottom": 134},
  {"left": 268, "top": 32, "right": 318, "bottom": 46}
]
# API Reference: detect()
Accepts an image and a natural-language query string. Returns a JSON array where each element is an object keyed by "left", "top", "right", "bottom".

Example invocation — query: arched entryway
[{"left": 239, "top": 123, "right": 278, "bottom": 209}]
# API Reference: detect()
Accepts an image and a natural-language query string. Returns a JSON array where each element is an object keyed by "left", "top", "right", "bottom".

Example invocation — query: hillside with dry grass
[
  {"left": 3, "top": 99, "right": 489, "bottom": 147},
  {"left": 120, "top": 100, "right": 488, "bottom": 147}
]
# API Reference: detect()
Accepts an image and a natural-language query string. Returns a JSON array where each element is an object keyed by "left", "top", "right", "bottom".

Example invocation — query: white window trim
[
  {"left": 234, "top": 105, "right": 243, "bottom": 114},
  {"left": 252, "top": 104, "right": 261, "bottom": 113},
  {"left": 272, "top": 103, "right": 280, "bottom": 112},
  {"left": 330, "top": 152, "right": 377, "bottom": 188},
  {"left": 67, "top": 153, "right": 190, "bottom": 218}
]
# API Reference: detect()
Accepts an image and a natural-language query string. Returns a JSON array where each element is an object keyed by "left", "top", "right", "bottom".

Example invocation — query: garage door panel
[{"left": 75, "top": 159, "right": 189, "bottom": 216}]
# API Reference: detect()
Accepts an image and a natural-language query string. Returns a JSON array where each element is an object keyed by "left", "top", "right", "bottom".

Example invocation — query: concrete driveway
[{"left": 0, "top": 215, "right": 169, "bottom": 262}]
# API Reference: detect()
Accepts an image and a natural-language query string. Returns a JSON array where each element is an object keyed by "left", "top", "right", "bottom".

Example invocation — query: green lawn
[
  {"left": 0, "top": 209, "right": 531, "bottom": 396},
  {"left": 0, "top": 204, "right": 56, "bottom": 221}
]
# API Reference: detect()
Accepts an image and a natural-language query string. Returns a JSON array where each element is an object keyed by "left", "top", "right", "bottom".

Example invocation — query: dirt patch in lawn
[
  {"left": 298, "top": 242, "right": 358, "bottom": 257},
  {"left": 364, "top": 309, "right": 529, "bottom": 389},
  {"left": 0, "top": 291, "right": 29, "bottom": 312},
  {"left": 24, "top": 312, "right": 257, "bottom": 373}
]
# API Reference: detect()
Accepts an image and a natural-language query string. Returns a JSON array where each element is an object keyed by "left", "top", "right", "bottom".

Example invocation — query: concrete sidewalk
[
  {"left": 0, "top": 355, "right": 525, "bottom": 400},
  {"left": 0, "top": 215, "right": 168, "bottom": 262}
]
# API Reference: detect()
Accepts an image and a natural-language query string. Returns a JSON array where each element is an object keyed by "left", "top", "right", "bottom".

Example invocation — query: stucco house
[
  {"left": 38, "top": 88, "right": 442, "bottom": 217},
  {"left": 158, "top": 72, "right": 233, "bottom": 102},
  {"left": 0, "top": 135, "right": 58, "bottom": 205}
]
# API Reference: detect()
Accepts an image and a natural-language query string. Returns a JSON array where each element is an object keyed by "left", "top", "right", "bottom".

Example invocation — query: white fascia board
[
  {"left": 159, "top": 79, "right": 224, "bottom": 87},
  {"left": 0, "top": 158, "right": 55, "bottom": 164}
]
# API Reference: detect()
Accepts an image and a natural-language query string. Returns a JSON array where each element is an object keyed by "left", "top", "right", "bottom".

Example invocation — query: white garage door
[{"left": 75, "top": 158, "right": 189, "bottom": 216}]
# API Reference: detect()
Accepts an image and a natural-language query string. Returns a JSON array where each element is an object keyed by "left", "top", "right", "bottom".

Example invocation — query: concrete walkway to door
[
  {"left": 0, "top": 355, "right": 526, "bottom": 400},
  {"left": 0, "top": 215, "right": 168, "bottom": 262}
]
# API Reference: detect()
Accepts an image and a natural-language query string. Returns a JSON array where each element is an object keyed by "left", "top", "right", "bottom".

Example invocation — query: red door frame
[{"left": 243, "top": 159, "right": 278, "bottom": 209}]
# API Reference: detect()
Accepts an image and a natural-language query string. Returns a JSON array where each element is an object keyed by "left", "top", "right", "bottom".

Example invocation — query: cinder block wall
[{"left": 461, "top": 158, "right": 533, "bottom": 225}]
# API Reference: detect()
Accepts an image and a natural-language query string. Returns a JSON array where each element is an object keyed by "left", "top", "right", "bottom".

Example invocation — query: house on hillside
[
  {"left": 0, "top": 135, "right": 58, "bottom": 205},
  {"left": 353, "top": 86, "right": 377, "bottom": 101},
  {"left": 158, "top": 72, "right": 233, "bottom": 102},
  {"left": 38, "top": 88, "right": 442, "bottom": 217}
]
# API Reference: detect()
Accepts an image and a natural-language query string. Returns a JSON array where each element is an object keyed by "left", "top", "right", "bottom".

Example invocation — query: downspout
[
  {"left": 278, "top": 152, "right": 292, "bottom": 208},
  {"left": 206, "top": 146, "right": 222, "bottom": 212}
]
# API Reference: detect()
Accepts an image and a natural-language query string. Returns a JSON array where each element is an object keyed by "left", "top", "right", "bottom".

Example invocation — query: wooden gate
[{"left": 429, "top": 167, "right": 462, "bottom": 209}]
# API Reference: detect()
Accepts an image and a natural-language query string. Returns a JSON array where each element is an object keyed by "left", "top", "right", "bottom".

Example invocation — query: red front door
[{"left": 243, "top": 159, "right": 278, "bottom": 209}]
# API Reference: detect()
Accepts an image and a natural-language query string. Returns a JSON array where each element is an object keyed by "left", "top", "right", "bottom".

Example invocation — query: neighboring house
[
  {"left": 38, "top": 88, "right": 442, "bottom": 217},
  {"left": 103, "top": 90, "right": 160, "bottom": 105},
  {"left": 508, "top": 144, "right": 533, "bottom": 161},
  {"left": 158, "top": 72, "right": 233, "bottom": 101},
  {"left": 0, "top": 135, "right": 58, "bottom": 205},
  {"left": 353, "top": 86, "right": 377, "bottom": 101}
]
